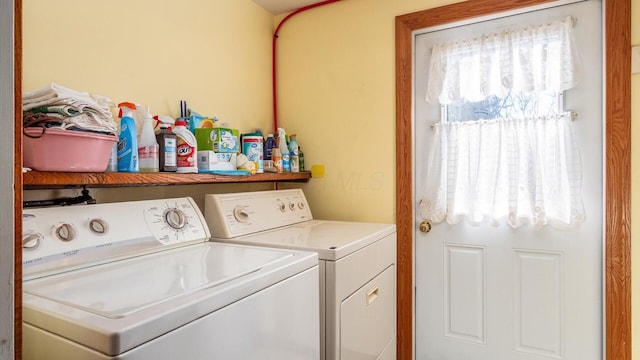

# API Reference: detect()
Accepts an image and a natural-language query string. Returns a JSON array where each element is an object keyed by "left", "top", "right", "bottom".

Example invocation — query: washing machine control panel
[
  {"left": 22, "top": 197, "right": 210, "bottom": 279},
  {"left": 205, "top": 189, "right": 312, "bottom": 238}
]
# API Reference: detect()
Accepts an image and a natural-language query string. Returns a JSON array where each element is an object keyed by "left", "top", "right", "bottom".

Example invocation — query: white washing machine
[
  {"left": 205, "top": 189, "right": 397, "bottom": 360},
  {"left": 21, "top": 197, "right": 320, "bottom": 360}
]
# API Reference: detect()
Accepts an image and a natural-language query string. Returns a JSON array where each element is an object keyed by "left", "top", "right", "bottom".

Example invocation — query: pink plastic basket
[{"left": 23, "top": 127, "right": 118, "bottom": 172}]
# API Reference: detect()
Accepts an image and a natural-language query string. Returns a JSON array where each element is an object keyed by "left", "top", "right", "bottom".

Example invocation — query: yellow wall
[
  {"left": 23, "top": 0, "right": 274, "bottom": 127},
  {"left": 275, "top": 0, "right": 455, "bottom": 222}
]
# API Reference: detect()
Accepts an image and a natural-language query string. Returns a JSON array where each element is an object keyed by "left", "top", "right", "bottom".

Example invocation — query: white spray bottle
[{"left": 138, "top": 106, "right": 159, "bottom": 172}]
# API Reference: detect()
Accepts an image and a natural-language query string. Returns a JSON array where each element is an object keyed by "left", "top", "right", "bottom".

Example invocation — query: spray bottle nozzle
[
  {"left": 117, "top": 102, "right": 137, "bottom": 118},
  {"left": 153, "top": 115, "right": 175, "bottom": 130}
]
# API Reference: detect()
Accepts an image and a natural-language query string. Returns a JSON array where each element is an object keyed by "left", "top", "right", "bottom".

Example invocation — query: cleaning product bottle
[
  {"left": 241, "top": 133, "right": 264, "bottom": 174},
  {"left": 272, "top": 143, "right": 283, "bottom": 173},
  {"left": 277, "top": 128, "right": 290, "bottom": 172},
  {"left": 138, "top": 106, "right": 159, "bottom": 172},
  {"left": 173, "top": 119, "right": 198, "bottom": 173},
  {"left": 117, "top": 102, "right": 139, "bottom": 172},
  {"left": 298, "top": 147, "right": 305, "bottom": 171},
  {"left": 106, "top": 142, "right": 118, "bottom": 172},
  {"left": 154, "top": 115, "right": 177, "bottom": 172},
  {"left": 119, "top": 101, "right": 145, "bottom": 138},
  {"left": 105, "top": 101, "right": 119, "bottom": 172},
  {"left": 264, "top": 133, "right": 275, "bottom": 161},
  {"left": 288, "top": 134, "right": 299, "bottom": 173}
]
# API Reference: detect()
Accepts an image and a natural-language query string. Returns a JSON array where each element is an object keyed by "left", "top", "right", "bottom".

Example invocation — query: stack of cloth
[{"left": 23, "top": 83, "right": 118, "bottom": 135}]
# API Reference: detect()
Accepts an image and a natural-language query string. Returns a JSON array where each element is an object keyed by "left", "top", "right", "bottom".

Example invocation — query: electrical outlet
[{"left": 633, "top": 46, "right": 640, "bottom": 74}]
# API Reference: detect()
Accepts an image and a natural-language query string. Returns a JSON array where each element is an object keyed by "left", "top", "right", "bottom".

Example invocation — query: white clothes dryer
[
  {"left": 22, "top": 197, "right": 319, "bottom": 360},
  {"left": 205, "top": 189, "right": 397, "bottom": 360}
]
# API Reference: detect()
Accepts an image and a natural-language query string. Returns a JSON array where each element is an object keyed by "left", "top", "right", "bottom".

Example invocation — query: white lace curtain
[
  {"left": 420, "top": 112, "right": 584, "bottom": 229},
  {"left": 420, "top": 16, "right": 585, "bottom": 229},
  {"left": 425, "top": 16, "right": 582, "bottom": 104}
]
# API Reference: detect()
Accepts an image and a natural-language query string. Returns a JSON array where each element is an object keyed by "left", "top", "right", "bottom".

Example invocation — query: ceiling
[{"left": 252, "top": 0, "right": 323, "bottom": 15}]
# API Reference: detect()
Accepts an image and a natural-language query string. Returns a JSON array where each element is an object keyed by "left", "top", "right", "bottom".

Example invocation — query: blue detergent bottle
[{"left": 117, "top": 102, "right": 139, "bottom": 172}]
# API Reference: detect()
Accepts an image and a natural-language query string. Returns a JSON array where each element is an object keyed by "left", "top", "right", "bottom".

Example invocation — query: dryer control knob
[
  {"left": 89, "top": 218, "right": 108, "bottom": 234},
  {"left": 164, "top": 208, "right": 187, "bottom": 230},
  {"left": 234, "top": 207, "right": 250, "bottom": 223},
  {"left": 54, "top": 223, "right": 76, "bottom": 242}
]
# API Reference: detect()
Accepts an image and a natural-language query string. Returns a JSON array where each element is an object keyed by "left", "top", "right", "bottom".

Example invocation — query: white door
[{"left": 414, "top": 1, "right": 603, "bottom": 359}]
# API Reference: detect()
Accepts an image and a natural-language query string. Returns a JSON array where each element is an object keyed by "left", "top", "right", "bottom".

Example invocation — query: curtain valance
[{"left": 425, "top": 16, "right": 582, "bottom": 104}]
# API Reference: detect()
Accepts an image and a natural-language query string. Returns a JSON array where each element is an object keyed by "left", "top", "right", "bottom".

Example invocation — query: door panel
[
  {"left": 414, "top": 1, "right": 602, "bottom": 359},
  {"left": 513, "top": 250, "right": 563, "bottom": 358},
  {"left": 443, "top": 244, "right": 485, "bottom": 344}
]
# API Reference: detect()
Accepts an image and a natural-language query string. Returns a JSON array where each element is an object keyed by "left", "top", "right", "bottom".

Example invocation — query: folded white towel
[
  {"left": 23, "top": 83, "right": 90, "bottom": 101},
  {"left": 23, "top": 83, "right": 117, "bottom": 134}
]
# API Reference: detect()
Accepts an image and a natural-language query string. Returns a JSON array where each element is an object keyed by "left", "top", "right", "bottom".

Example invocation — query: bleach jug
[{"left": 173, "top": 119, "right": 198, "bottom": 173}]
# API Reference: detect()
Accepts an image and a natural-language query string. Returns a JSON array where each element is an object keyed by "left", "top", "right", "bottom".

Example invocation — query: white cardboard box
[{"left": 197, "top": 151, "right": 237, "bottom": 171}]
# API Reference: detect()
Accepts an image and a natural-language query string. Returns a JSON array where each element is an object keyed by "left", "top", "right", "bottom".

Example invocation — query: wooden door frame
[{"left": 395, "top": 0, "right": 631, "bottom": 359}]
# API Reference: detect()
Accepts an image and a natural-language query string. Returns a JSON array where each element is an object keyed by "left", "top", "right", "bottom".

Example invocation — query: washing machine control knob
[
  {"left": 89, "top": 218, "right": 108, "bottom": 234},
  {"left": 164, "top": 208, "right": 187, "bottom": 230},
  {"left": 54, "top": 223, "right": 76, "bottom": 242},
  {"left": 289, "top": 202, "right": 296, "bottom": 211},
  {"left": 279, "top": 202, "right": 287, "bottom": 212},
  {"left": 234, "top": 207, "right": 250, "bottom": 223},
  {"left": 22, "top": 232, "right": 42, "bottom": 250},
  {"left": 298, "top": 202, "right": 305, "bottom": 210}
]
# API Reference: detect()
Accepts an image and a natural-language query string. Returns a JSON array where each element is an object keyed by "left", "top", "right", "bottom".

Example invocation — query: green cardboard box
[{"left": 195, "top": 128, "right": 240, "bottom": 153}]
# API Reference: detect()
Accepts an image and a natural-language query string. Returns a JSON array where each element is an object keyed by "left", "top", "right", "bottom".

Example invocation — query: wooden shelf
[{"left": 23, "top": 171, "right": 312, "bottom": 189}]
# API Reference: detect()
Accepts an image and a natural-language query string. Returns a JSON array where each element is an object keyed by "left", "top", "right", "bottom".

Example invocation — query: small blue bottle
[{"left": 264, "top": 134, "right": 275, "bottom": 161}]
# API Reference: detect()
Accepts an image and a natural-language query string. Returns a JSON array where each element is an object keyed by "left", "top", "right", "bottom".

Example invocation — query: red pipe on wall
[{"left": 272, "top": 0, "right": 342, "bottom": 134}]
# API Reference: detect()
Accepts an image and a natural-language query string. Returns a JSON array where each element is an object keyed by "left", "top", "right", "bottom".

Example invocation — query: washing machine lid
[
  {"left": 214, "top": 220, "right": 396, "bottom": 261},
  {"left": 25, "top": 242, "right": 289, "bottom": 318},
  {"left": 23, "top": 242, "right": 318, "bottom": 356}
]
